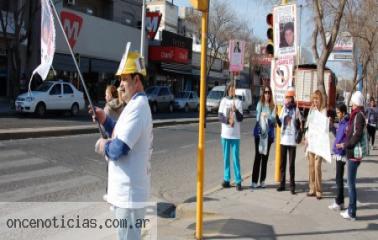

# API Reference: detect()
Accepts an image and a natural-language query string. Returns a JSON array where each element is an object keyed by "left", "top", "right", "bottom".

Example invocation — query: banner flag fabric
[{"left": 33, "top": 0, "right": 56, "bottom": 81}]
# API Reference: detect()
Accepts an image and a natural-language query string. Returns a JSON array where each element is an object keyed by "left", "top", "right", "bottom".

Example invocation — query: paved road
[{"left": 0, "top": 118, "right": 256, "bottom": 204}]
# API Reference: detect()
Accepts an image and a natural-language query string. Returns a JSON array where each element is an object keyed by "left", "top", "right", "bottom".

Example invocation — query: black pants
[
  {"left": 367, "top": 125, "right": 376, "bottom": 146},
  {"left": 280, "top": 145, "right": 296, "bottom": 190},
  {"left": 335, "top": 160, "right": 346, "bottom": 205},
  {"left": 252, "top": 137, "right": 273, "bottom": 184}
]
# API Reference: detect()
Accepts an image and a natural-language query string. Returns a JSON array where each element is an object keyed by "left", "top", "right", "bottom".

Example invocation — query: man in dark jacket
[{"left": 336, "top": 91, "right": 366, "bottom": 221}]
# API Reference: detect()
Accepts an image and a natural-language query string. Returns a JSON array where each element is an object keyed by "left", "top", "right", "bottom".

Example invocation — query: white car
[
  {"left": 174, "top": 91, "right": 199, "bottom": 112},
  {"left": 15, "top": 80, "right": 85, "bottom": 117}
]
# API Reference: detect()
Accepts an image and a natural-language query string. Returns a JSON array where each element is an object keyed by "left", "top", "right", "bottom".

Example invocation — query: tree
[
  {"left": 0, "top": 0, "right": 37, "bottom": 99},
  {"left": 186, "top": 0, "right": 253, "bottom": 76},
  {"left": 344, "top": 0, "right": 378, "bottom": 100},
  {"left": 311, "top": 0, "right": 347, "bottom": 106}
]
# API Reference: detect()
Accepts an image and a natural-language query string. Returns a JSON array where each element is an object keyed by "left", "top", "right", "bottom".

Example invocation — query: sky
[{"left": 171, "top": 0, "right": 354, "bottom": 80}]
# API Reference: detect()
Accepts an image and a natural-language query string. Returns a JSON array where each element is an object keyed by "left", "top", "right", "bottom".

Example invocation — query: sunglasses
[{"left": 264, "top": 91, "right": 271, "bottom": 94}]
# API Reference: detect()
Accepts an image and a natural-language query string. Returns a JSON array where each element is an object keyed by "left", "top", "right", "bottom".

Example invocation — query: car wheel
[
  {"left": 151, "top": 102, "right": 158, "bottom": 114},
  {"left": 184, "top": 104, "right": 189, "bottom": 112},
  {"left": 71, "top": 103, "right": 79, "bottom": 116},
  {"left": 169, "top": 102, "right": 174, "bottom": 113},
  {"left": 35, "top": 102, "right": 46, "bottom": 117}
]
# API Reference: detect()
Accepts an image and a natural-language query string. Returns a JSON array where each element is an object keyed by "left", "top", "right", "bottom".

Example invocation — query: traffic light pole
[
  {"left": 196, "top": 8, "right": 208, "bottom": 239},
  {"left": 274, "top": 0, "right": 289, "bottom": 183}
]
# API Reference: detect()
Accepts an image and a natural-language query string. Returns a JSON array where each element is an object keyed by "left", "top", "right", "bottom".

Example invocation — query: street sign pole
[{"left": 140, "top": 0, "right": 146, "bottom": 57}]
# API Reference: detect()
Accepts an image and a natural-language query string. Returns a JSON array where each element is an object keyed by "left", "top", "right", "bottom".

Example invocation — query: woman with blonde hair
[
  {"left": 251, "top": 85, "right": 275, "bottom": 188},
  {"left": 305, "top": 90, "right": 327, "bottom": 200},
  {"left": 104, "top": 85, "right": 125, "bottom": 121}
]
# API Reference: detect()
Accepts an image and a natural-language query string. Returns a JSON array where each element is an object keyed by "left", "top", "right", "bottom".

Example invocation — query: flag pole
[{"left": 48, "top": 0, "right": 106, "bottom": 138}]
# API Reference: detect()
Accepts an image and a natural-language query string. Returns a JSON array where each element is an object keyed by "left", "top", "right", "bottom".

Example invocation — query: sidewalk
[{"left": 159, "top": 143, "right": 378, "bottom": 240}]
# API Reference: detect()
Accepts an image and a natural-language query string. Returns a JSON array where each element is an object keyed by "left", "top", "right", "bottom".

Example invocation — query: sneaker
[
  {"left": 251, "top": 182, "right": 258, "bottom": 189},
  {"left": 259, "top": 181, "right": 266, "bottom": 188},
  {"left": 236, "top": 183, "right": 242, "bottom": 191},
  {"left": 340, "top": 210, "right": 356, "bottom": 221},
  {"left": 222, "top": 181, "right": 230, "bottom": 188},
  {"left": 328, "top": 202, "right": 344, "bottom": 211},
  {"left": 290, "top": 189, "right": 296, "bottom": 195},
  {"left": 276, "top": 186, "right": 285, "bottom": 192}
]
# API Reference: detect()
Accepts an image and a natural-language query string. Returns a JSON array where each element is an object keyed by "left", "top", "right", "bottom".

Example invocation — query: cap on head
[
  {"left": 116, "top": 51, "right": 147, "bottom": 77},
  {"left": 351, "top": 91, "right": 364, "bottom": 107},
  {"left": 285, "top": 86, "right": 295, "bottom": 97}
]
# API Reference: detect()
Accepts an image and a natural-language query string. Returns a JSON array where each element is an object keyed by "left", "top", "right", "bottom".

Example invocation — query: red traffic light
[{"left": 266, "top": 13, "right": 273, "bottom": 26}]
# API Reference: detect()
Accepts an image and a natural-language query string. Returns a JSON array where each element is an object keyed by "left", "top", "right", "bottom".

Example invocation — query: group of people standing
[{"left": 218, "top": 82, "right": 378, "bottom": 221}]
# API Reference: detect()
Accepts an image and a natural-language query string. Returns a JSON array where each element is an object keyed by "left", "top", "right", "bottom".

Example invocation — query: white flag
[{"left": 33, "top": 0, "right": 56, "bottom": 80}]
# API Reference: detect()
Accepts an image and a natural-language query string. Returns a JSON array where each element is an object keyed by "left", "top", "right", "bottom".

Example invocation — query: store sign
[
  {"left": 146, "top": 11, "right": 162, "bottom": 40},
  {"left": 149, "top": 46, "right": 189, "bottom": 64},
  {"left": 161, "top": 30, "right": 192, "bottom": 59},
  {"left": 60, "top": 10, "right": 83, "bottom": 48}
]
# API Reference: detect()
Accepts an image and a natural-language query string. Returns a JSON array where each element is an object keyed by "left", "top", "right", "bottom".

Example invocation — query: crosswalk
[
  {"left": 0, "top": 143, "right": 157, "bottom": 239},
  {"left": 0, "top": 146, "right": 103, "bottom": 202}
]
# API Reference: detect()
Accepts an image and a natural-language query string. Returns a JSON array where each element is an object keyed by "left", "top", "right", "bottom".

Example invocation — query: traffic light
[
  {"left": 266, "top": 13, "right": 274, "bottom": 56},
  {"left": 189, "top": 0, "right": 208, "bottom": 12}
]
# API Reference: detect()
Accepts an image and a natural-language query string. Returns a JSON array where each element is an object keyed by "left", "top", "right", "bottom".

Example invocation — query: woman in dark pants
[
  {"left": 275, "top": 87, "right": 302, "bottom": 195},
  {"left": 251, "top": 86, "right": 275, "bottom": 188},
  {"left": 329, "top": 103, "right": 349, "bottom": 211},
  {"left": 336, "top": 91, "right": 366, "bottom": 221}
]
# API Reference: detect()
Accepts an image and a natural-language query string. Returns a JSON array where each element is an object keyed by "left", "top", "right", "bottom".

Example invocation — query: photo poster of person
[
  {"left": 33, "top": 0, "right": 56, "bottom": 81},
  {"left": 229, "top": 40, "right": 245, "bottom": 73},
  {"left": 273, "top": 4, "right": 297, "bottom": 57}
]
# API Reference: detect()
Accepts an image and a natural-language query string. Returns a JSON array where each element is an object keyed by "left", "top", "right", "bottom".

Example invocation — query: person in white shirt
[
  {"left": 91, "top": 52, "right": 152, "bottom": 240},
  {"left": 218, "top": 82, "right": 244, "bottom": 191}
]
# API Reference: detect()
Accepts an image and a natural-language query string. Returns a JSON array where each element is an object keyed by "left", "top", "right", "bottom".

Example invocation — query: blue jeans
[
  {"left": 221, "top": 138, "right": 241, "bottom": 184},
  {"left": 347, "top": 159, "right": 360, "bottom": 218},
  {"left": 113, "top": 207, "right": 146, "bottom": 240}
]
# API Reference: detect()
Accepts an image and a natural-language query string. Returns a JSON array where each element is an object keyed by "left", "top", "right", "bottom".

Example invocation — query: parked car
[
  {"left": 174, "top": 91, "right": 199, "bottom": 112},
  {"left": 235, "top": 88, "right": 252, "bottom": 112},
  {"left": 206, "top": 85, "right": 225, "bottom": 112},
  {"left": 15, "top": 80, "right": 85, "bottom": 117},
  {"left": 145, "top": 86, "right": 175, "bottom": 113}
]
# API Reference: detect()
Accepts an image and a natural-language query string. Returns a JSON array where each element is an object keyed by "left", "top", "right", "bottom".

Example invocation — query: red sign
[
  {"left": 149, "top": 46, "right": 189, "bottom": 64},
  {"left": 60, "top": 11, "right": 83, "bottom": 48},
  {"left": 146, "top": 12, "right": 162, "bottom": 40}
]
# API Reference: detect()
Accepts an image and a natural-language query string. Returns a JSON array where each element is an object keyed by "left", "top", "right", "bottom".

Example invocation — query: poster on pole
[
  {"left": 307, "top": 110, "right": 332, "bottom": 163},
  {"left": 273, "top": 4, "right": 297, "bottom": 57},
  {"left": 270, "top": 56, "right": 294, "bottom": 105},
  {"left": 229, "top": 40, "right": 245, "bottom": 73},
  {"left": 33, "top": 0, "right": 56, "bottom": 80}
]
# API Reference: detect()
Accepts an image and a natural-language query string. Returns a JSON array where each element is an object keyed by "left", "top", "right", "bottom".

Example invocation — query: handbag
[{"left": 353, "top": 112, "right": 368, "bottom": 159}]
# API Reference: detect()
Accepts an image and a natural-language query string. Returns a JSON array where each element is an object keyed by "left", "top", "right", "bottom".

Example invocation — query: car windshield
[
  {"left": 176, "top": 92, "right": 190, "bottom": 98},
  {"left": 35, "top": 82, "right": 54, "bottom": 92},
  {"left": 208, "top": 91, "right": 224, "bottom": 100},
  {"left": 145, "top": 87, "right": 158, "bottom": 95}
]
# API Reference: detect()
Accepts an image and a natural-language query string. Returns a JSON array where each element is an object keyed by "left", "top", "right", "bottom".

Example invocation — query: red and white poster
[
  {"left": 33, "top": 0, "right": 56, "bottom": 80},
  {"left": 270, "top": 56, "right": 294, "bottom": 105},
  {"left": 146, "top": 11, "right": 162, "bottom": 40},
  {"left": 229, "top": 40, "right": 245, "bottom": 73},
  {"left": 60, "top": 10, "right": 83, "bottom": 49}
]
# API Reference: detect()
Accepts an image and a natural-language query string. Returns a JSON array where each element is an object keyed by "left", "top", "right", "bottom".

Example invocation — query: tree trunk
[{"left": 316, "top": 61, "right": 327, "bottom": 108}]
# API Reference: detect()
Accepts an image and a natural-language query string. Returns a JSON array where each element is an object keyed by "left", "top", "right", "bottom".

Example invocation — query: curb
[{"left": 0, "top": 117, "right": 226, "bottom": 141}]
